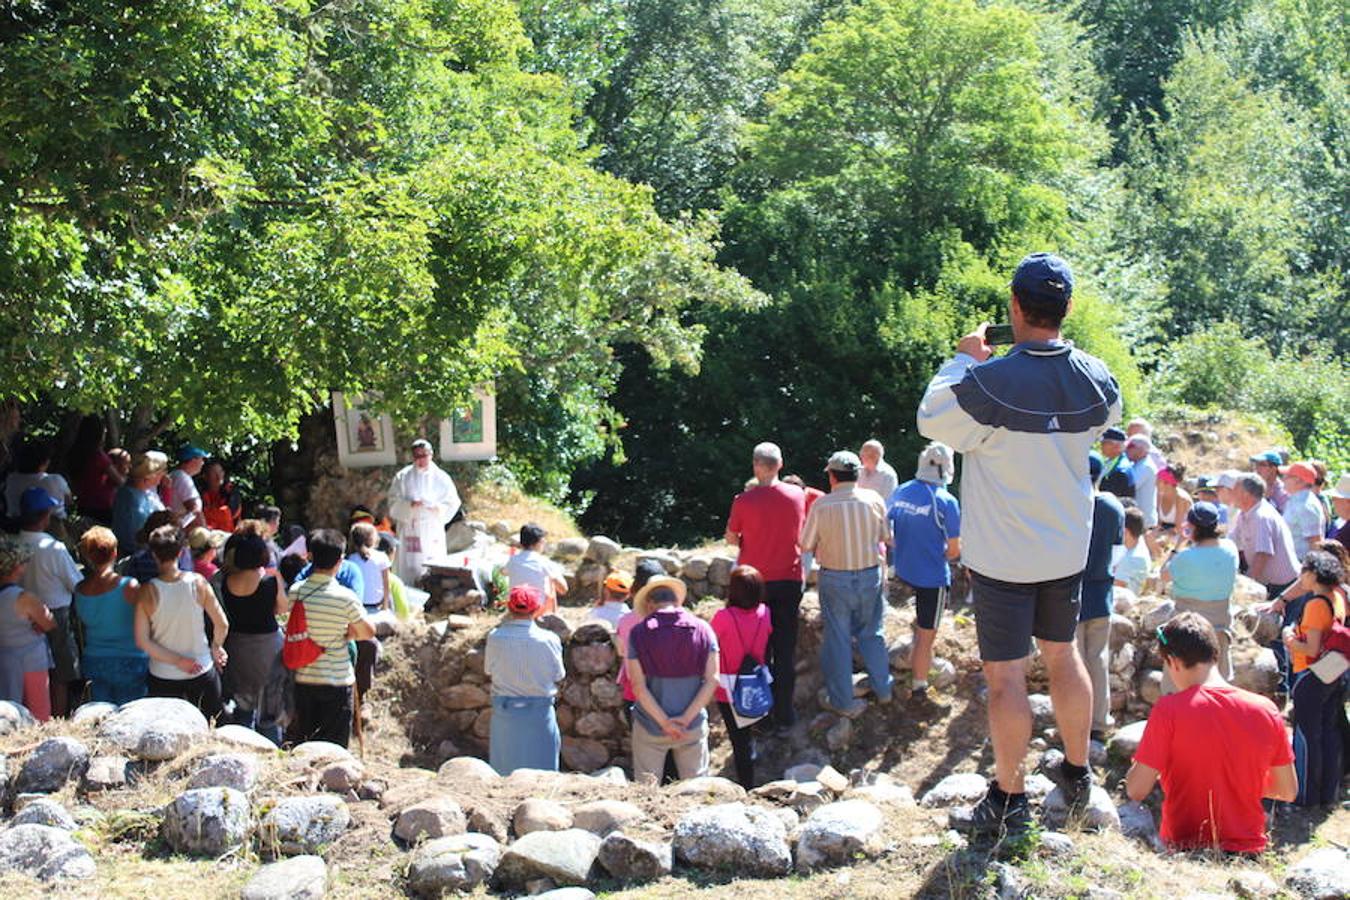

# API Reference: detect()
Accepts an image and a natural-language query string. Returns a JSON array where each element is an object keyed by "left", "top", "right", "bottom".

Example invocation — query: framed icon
[
  {"left": 438, "top": 387, "right": 497, "bottom": 461},
  {"left": 332, "top": 391, "right": 398, "bottom": 467}
]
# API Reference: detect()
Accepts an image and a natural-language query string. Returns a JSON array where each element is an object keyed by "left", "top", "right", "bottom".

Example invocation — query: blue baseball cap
[
  {"left": 1011, "top": 252, "right": 1073, "bottom": 306},
  {"left": 176, "top": 445, "right": 208, "bottom": 462},
  {"left": 1249, "top": 450, "right": 1282, "bottom": 466},
  {"left": 19, "top": 487, "right": 60, "bottom": 516},
  {"left": 1101, "top": 427, "right": 1126, "bottom": 442},
  {"left": 1187, "top": 501, "right": 1220, "bottom": 530}
]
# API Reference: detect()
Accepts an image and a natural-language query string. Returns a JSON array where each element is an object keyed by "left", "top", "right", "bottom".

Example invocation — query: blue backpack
[{"left": 731, "top": 616, "right": 773, "bottom": 719}]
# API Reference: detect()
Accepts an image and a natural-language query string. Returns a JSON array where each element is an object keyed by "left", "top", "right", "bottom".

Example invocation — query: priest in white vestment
[{"left": 388, "top": 439, "right": 460, "bottom": 586}]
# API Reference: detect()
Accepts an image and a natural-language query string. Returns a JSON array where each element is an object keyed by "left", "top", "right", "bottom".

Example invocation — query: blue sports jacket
[{"left": 917, "top": 340, "right": 1121, "bottom": 583}]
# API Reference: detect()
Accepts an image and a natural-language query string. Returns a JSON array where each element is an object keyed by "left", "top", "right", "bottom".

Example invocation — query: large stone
[
  {"left": 163, "top": 787, "right": 252, "bottom": 856},
  {"left": 440, "top": 684, "right": 490, "bottom": 711},
  {"left": 535, "top": 614, "right": 573, "bottom": 644},
  {"left": 11, "top": 797, "right": 77, "bottom": 831},
  {"left": 1027, "top": 693, "right": 1055, "bottom": 727},
  {"left": 1041, "top": 785, "right": 1120, "bottom": 831},
  {"left": 1232, "top": 575, "right": 1268, "bottom": 608},
  {"left": 752, "top": 780, "right": 829, "bottom": 815},
  {"left": 444, "top": 521, "right": 479, "bottom": 554},
  {"left": 783, "top": 763, "right": 823, "bottom": 783},
  {"left": 1116, "top": 801, "right": 1160, "bottom": 847},
  {"left": 188, "top": 753, "right": 260, "bottom": 792},
  {"left": 81, "top": 755, "right": 130, "bottom": 793},
  {"left": 1111, "top": 586, "right": 1138, "bottom": 616},
  {"left": 290, "top": 741, "right": 356, "bottom": 764},
  {"left": 437, "top": 756, "right": 500, "bottom": 786},
  {"left": 672, "top": 803, "right": 792, "bottom": 877},
  {"left": 589, "top": 677, "right": 625, "bottom": 708},
  {"left": 1232, "top": 648, "right": 1281, "bottom": 696},
  {"left": 318, "top": 759, "right": 364, "bottom": 793},
  {"left": 1228, "top": 871, "right": 1279, "bottom": 899},
  {"left": 1108, "top": 614, "right": 1136, "bottom": 652},
  {"left": 406, "top": 833, "right": 501, "bottom": 897},
  {"left": 514, "top": 798, "right": 574, "bottom": 836},
  {"left": 1107, "top": 720, "right": 1147, "bottom": 760},
  {"left": 681, "top": 557, "right": 711, "bottom": 581},
  {"left": 213, "top": 724, "right": 281, "bottom": 752},
  {"left": 707, "top": 556, "right": 736, "bottom": 587},
  {"left": 1143, "top": 600, "right": 1176, "bottom": 631},
  {"left": 16, "top": 737, "right": 90, "bottom": 793},
  {"left": 1284, "top": 847, "right": 1350, "bottom": 899},
  {"left": 0, "top": 700, "right": 36, "bottom": 736},
  {"left": 466, "top": 805, "right": 510, "bottom": 843},
  {"left": 887, "top": 639, "right": 913, "bottom": 671},
  {"left": 98, "top": 697, "right": 210, "bottom": 760},
  {"left": 560, "top": 737, "right": 609, "bottom": 772},
  {"left": 583, "top": 537, "right": 622, "bottom": 564},
  {"left": 70, "top": 701, "right": 118, "bottom": 724},
  {"left": 0, "top": 824, "right": 96, "bottom": 881},
  {"left": 571, "top": 800, "right": 644, "bottom": 836},
  {"left": 1139, "top": 670, "right": 1164, "bottom": 705},
  {"left": 665, "top": 775, "right": 747, "bottom": 802},
  {"left": 573, "top": 711, "right": 618, "bottom": 739},
  {"left": 496, "top": 828, "right": 602, "bottom": 888},
  {"left": 1235, "top": 607, "right": 1281, "bottom": 645},
  {"left": 395, "top": 796, "right": 467, "bottom": 843},
  {"left": 258, "top": 795, "right": 351, "bottom": 858},
  {"left": 794, "top": 800, "right": 884, "bottom": 870},
  {"left": 597, "top": 831, "right": 672, "bottom": 883},
  {"left": 920, "top": 773, "right": 988, "bottom": 808},
  {"left": 241, "top": 855, "right": 329, "bottom": 900},
  {"left": 847, "top": 781, "right": 915, "bottom": 807},
  {"left": 569, "top": 643, "right": 616, "bottom": 676},
  {"left": 930, "top": 657, "right": 958, "bottom": 690}
]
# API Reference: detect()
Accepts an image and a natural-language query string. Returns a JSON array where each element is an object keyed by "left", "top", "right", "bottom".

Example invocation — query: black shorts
[
  {"left": 970, "top": 570, "right": 1083, "bottom": 662},
  {"left": 911, "top": 586, "right": 948, "bottom": 631}
]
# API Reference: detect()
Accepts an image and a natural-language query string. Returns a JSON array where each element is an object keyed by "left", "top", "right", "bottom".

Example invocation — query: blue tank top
[{"left": 74, "top": 577, "right": 146, "bottom": 659}]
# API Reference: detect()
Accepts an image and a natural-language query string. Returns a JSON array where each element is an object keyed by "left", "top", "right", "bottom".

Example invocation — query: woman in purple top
[{"left": 626, "top": 576, "right": 720, "bottom": 784}]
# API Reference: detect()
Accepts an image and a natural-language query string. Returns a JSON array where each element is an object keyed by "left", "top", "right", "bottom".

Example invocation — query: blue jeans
[{"left": 818, "top": 567, "right": 893, "bottom": 706}]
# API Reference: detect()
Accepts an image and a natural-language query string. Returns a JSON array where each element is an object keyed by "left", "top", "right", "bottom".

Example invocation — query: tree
[
  {"left": 0, "top": 0, "right": 761, "bottom": 496},
  {"left": 576, "top": 0, "right": 1139, "bottom": 545}
]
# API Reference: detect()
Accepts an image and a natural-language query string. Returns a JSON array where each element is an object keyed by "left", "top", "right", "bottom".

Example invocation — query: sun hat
[
  {"left": 1328, "top": 473, "right": 1350, "bottom": 500},
  {"left": 916, "top": 442, "right": 955, "bottom": 486},
  {"left": 633, "top": 575, "right": 687, "bottom": 610},
  {"left": 188, "top": 527, "right": 228, "bottom": 553}
]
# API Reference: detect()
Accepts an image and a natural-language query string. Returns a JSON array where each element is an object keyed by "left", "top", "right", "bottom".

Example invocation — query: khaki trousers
[
  {"left": 1075, "top": 616, "right": 1113, "bottom": 732},
  {"left": 630, "top": 720, "right": 709, "bottom": 784}
]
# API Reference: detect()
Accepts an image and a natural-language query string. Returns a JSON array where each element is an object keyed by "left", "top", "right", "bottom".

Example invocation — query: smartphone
[{"left": 985, "top": 323, "right": 1015, "bottom": 345}]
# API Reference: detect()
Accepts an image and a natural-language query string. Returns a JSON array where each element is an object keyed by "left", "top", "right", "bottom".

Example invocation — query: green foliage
[
  {"left": 1155, "top": 322, "right": 1350, "bottom": 471},
  {"left": 0, "top": 0, "right": 761, "bottom": 497}
]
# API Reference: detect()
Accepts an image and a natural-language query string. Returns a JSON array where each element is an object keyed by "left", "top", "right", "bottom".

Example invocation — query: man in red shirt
[
  {"left": 1126, "top": 612, "right": 1297, "bottom": 853},
  {"left": 725, "top": 442, "right": 807, "bottom": 732}
]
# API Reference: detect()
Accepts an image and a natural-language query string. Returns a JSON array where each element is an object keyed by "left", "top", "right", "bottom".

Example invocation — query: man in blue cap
[
  {"left": 919, "top": 252, "right": 1122, "bottom": 837},
  {"left": 1249, "top": 450, "right": 1288, "bottom": 513},
  {"left": 17, "top": 487, "right": 81, "bottom": 717},
  {"left": 168, "top": 446, "right": 209, "bottom": 531},
  {"left": 1097, "top": 427, "right": 1135, "bottom": 499}
]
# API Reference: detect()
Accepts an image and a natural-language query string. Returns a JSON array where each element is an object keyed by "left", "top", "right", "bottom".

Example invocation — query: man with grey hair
[
  {"left": 886, "top": 442, "right": 961, "bottom": 711},
  {"left": 858, "top": 439, "right": 899, "bottom": 500},
  {"left": 725, "top": 441, "right": 807, "bottom": 731},
  {"left": 1230, "top": 473, "right": 1300, "bottom": 695}
]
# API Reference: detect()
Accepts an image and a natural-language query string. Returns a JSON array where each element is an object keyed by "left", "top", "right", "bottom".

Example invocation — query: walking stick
[{"left": 352, "top": 684, "right": 366, "bottom": 760}]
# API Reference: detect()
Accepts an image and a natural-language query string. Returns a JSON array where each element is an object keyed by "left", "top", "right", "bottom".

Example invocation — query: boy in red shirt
[{"left": 1126, "top": 612, "right": 1297, "bottom": 853}]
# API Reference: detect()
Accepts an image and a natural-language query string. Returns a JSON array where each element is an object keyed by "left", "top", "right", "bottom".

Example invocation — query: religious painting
[
  {"left": 333, "top": 391, "right": 398, "bottom": 467},
  {"left": 438, "top": 387, "right": 497, "bottom": 461}
]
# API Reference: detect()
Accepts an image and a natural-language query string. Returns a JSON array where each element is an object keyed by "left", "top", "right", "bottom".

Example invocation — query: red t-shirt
[
  {"left": 1134, "top": 684, "right": 1292, "bottom": 853},
  {"left": 726, "top": 482, "right": 806, "bottom": 582}
]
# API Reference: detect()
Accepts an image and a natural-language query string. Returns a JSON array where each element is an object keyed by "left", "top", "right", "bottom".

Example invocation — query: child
[
  {"left": 590, "top": 571, "right": 633, "bottom": 628},
  {"left": 1126, "top": 612, "right": 1295, "bottom": 852},
  {"left": 1113, "top": 506, "right": 1150, "bottom": 595}
]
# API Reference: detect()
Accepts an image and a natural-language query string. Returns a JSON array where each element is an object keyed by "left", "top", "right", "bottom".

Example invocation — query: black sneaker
[
  {"left": 949, "top": 784, "right": 1031, "bottom": 838},
  {"left": 909, "top": 688, "right": 951, "bottom": 715},
  {"left": 1050, "top": 761, "right": 1093, "bottom": 820}
]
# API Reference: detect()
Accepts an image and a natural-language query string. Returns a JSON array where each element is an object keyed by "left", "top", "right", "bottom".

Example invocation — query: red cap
[
  {"left": 507, "top": 585, "right": 544, "bottom": 616},
  {"left": 1280, "top": 461, "right": 1317, "bottom": 486}
]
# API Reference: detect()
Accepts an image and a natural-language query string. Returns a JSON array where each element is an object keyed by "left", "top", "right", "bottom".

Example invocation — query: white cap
[
  {"left": 916, "top": 442, "right": 955, "bottom": 485},
  {"left": 1216, "top": 469, "right": 1242, "bottom": 489},
  {"left": 1329, "top": 472, "right": 1350, "bottom": 500}
]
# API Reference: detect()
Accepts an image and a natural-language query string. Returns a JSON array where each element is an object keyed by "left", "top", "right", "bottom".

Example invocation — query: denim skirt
[{"left": 489, "top": 695, "right": 560, "bottom": 775}]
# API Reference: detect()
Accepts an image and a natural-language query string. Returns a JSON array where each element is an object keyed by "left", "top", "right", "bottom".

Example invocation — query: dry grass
[{"left": 461, "top": 479, "right": 580, "bottom": 541}]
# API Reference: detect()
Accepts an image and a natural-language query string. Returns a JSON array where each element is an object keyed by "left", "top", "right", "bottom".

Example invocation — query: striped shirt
[
  {"left": 799, "top": 483, "right": 889, "bottom": 571},
  {"left": 485, "top": 619, "right": 565, "bottom": 698},
  {"left": 289, "top": 574, "right": 364, "bottom": 687}
]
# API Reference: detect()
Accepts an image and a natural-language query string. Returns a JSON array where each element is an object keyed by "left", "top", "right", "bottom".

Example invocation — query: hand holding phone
[{"left": 985, "top": 323, "right": 1015, "bottom": 345}]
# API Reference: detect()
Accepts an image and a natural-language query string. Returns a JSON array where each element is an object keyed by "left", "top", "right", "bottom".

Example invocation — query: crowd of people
[{"left": 0, "top": 254, "right": 1346, "bottom": 857}]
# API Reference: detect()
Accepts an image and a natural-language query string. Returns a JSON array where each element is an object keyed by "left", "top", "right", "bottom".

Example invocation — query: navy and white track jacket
[{"left": 917, "top": 340, "right": 1121, "bottom": 584}]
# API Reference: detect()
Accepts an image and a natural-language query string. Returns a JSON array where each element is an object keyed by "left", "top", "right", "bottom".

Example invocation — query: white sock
[{"left": 912, "top": 680, "right": 929, "bottom": 692}]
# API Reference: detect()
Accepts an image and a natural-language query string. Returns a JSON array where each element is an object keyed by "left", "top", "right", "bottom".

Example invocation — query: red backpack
[
  {"left": 282, "top": 588, "right": 325, "bottom": 670},
  {"left": 1311, "top": 594, "right": 1350, "bottom": 658}
]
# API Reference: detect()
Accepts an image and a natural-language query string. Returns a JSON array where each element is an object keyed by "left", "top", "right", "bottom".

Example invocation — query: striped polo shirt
[
  {"left": 289, "top": 574, "right": 364, "bottom": 687},
  {"left": 799, "top": 483, "right": 889, "bottom": 571}
]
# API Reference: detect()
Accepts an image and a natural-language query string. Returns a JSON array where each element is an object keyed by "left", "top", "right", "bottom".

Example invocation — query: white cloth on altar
[{"left": 388, "top": 462, "right": 460, "bottom": 586}]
